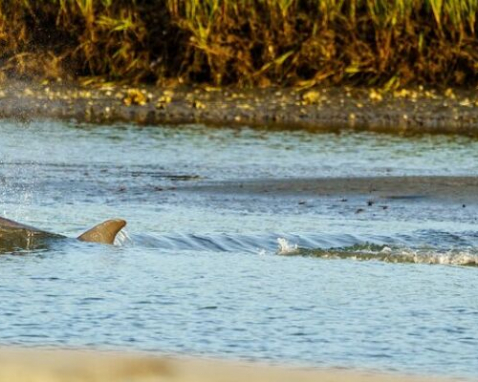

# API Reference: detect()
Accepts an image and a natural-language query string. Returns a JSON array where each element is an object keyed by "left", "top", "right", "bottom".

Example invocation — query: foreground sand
[{"left": 0, "top": 348, "right": 468, "bottom": 382}]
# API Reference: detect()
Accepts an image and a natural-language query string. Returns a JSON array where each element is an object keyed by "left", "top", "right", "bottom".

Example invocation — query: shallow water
[{"left": 0, "top": 121, "right": 478, "bottom": 378}]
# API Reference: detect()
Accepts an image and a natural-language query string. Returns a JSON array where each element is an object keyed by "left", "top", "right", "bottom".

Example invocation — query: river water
[{"left": 0, "top": 121, "right": 477, "bottom": 378}]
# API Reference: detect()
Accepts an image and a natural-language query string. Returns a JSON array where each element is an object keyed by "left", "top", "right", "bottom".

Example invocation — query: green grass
[{"left": 0, "top": 0, "right": 477, "bottom": 88}]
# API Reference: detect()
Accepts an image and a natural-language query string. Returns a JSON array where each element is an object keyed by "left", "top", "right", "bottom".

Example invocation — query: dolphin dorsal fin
[{"left": 77, "top": 219, "right": 126, "bottom": 244}]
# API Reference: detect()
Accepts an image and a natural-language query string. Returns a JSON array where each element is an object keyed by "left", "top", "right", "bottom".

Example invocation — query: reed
[{"left": 0, "top": 0, "right": 477, "bottom": 88}]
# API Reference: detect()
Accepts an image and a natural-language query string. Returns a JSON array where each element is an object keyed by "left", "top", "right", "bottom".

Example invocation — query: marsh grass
[{"left": 0, "top": 0, "right": 477, "bottom": 88}]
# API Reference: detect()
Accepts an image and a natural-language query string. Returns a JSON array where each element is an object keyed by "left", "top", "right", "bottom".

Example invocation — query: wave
[{"left": 121, "top": 230, "right": 478, "bottom": 267}]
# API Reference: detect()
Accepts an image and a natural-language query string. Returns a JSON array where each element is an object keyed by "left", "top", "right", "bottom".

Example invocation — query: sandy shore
[
  {"left": 0, "top": 348, "right": 469, "bottom": 382},
  {"left": 2, "top": 79, "right": 478, "bottom": 135}
]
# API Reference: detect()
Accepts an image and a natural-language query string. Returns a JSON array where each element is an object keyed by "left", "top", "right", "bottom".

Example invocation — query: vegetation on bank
[{"left": 1, "top": 0, "right": 477, "bottom": 88}]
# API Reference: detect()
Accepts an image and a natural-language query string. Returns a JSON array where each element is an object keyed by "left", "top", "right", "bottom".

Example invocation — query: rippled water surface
[{"left": 0, "top": 121, "right": 478, "bottom": 378}]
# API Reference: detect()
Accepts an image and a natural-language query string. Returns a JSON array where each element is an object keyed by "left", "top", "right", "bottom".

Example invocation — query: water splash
[
  {"left": 276, "top": 237, "right": 299, "bottom": 255},
  {"left": 114, "top": 229, "right": 133, "bottom": 246}
]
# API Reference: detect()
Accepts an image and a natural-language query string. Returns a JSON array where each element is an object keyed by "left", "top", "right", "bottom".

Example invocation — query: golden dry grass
[{"left": 0, "top": 1, "right": 477, "bottom": 88}]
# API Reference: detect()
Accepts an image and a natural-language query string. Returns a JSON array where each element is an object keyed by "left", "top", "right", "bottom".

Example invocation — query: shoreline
[
  {"left": 2, "top": 79, "right": 478, "bottom": 135},
  {"left": 0, "top": 348, "right": 469, "bottom": 382}
]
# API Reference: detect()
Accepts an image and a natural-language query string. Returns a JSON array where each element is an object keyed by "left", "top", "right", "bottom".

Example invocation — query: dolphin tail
[{"left": 77, "top": 219, "right": 127, "bottom": 244}]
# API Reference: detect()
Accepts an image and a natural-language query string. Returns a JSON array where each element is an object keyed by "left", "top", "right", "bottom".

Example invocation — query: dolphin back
[
  {"left": 77, "top": 219, "right": 127, "bottom": 244},
  {"left": 0, "top": 216, "right": 49, "bottom": 233},
  {"left": 0, "top": 216, "right": 62, "bottom": 252}
]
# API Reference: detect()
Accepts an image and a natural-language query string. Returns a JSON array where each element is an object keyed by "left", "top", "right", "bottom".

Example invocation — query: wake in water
[
  {"left": 123, "top": 230, "right": 478, "bottom": 267},
  {"left": 277, "top": 238, "right": 478, "bottom": 266}
]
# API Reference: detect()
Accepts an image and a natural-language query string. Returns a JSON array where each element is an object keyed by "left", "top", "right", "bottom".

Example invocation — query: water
[{"left": 0, "top": 120, "right": 478, "bottom": 378}]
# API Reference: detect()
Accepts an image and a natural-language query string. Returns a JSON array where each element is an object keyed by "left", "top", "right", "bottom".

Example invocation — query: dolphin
[{"left": 0, "top": 216, "right": 126, "bottom": 252}]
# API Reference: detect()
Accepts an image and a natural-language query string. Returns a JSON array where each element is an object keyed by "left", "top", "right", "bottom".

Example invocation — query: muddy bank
[
  {"left": 179, "top": 176, "right": 478, "bottom": 201},
  {"left": 0, "top": 348, "right": 465, "bottom": 382},
  {"left": 173, "top": 176, "right": 478, "bottom": 224},
  {"left": 2, "top": 80, "right": 478, "bottom": 135}
]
